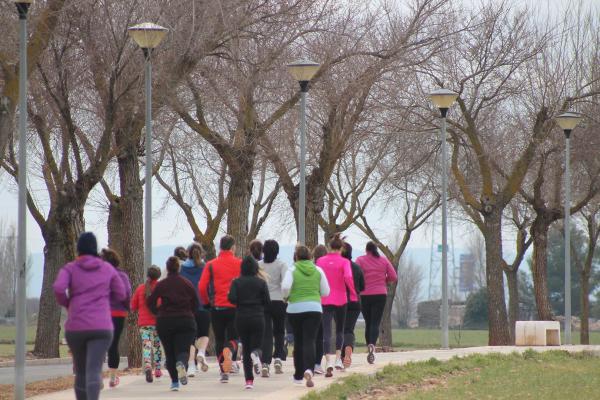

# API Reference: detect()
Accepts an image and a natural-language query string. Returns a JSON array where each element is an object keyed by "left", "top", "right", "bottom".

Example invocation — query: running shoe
[
  {"left": 304, "top": 370, "right": 314, "bottom": 388},
  {"left": 274, "top": 358, "right": 283, "bottom": 374},
  {"left": 335, "top": 358, "right": 345, "bottom": 371},
  {"left": 170, "top": 382, "right": 180, "bottom": 391},
  {"left": 187, "top": 363, "right": 197, "bottom": 377},
  {"left": 367, "top": 344, "right": 375, "bottom": 364},
  {"left": 261, "top": 363, "right": 270, "bottom": 378},
  {"left": 343, "top": 345, "right": 353, "bottom": 368},
  {"left": 197, "top": 354, "right": 209, "bottom": 372},
  {"left": 154, "top": 369, "right": 163, "bottom": 379},
  {"left": 325, "top": 360, "right": 334, "bottom": 378},
  {"left": 145, "top": 368, "right": 153, "bottom": 383},
  {"left": 251, "top": 351, "right": 262, "bottom": 376},
  {"left": 231, "top": 361, "right": 240, "bottom": 374},
  {"left": 222, "top": 348, "right": 233, "bottom": 374},
  {"left": 176, "top": 361, "right": 188, "bottom": 385},
  {"left": 220, "top": 373, "right": 229, "bottom": 383},
  {"left": 245, "top": 380, "right": 254, "bottom": 389},
  {"left": 314, "top": 364, "right": 324, "bottom": 375},
  {"left": 293, "top": 379, "right": 304, "bottom": 386},
  {"left": 109, "top": 375, "right": 120, "bottom": 388}
]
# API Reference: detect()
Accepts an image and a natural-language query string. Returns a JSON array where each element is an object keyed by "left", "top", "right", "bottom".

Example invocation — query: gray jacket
[{"left": 259, "top": 258, "right": 288, "bottom": 301}]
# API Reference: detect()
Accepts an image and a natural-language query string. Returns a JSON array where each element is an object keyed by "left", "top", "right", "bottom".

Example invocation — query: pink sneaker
[
  {"left": 154, "top": 369, "right": 163, "bottom": 379},
  {"left": 109, "top": 375, "right": 120, "bottom": 388}
]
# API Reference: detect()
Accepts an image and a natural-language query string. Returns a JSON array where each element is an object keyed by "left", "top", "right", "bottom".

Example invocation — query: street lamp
[
  {"left": 14, "top": 1, "right": 32, "bottom": 399},
  {"left": 429, "top": 88, "right": 458, "bottom": 350},
  {"left": 556, "top": 111, "right": 582, "bottom": 345},
  {"left": 287, "top": 59, "right": 319, "bottom": 244},
  {"left": 128, "top": 22, "right": 168, "bottom": 272}
]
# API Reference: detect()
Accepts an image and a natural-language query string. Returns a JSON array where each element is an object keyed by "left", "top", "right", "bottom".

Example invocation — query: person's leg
[
  {"left": 65, "top": 331, "right": 89, "bottom": 400},
  {"left": 287, "top": 313, "right": 304, "bottom": 381},
  {"left": 302, "top": 313, "right": 321, "bottom": 374},
  {"left": 262, "top": 305, "right": 274, "bottom": 366},
  {"left": 84, "top": 331, "right": 113, "bottom": 400},
  {"left": 140, "top": 327, "right": 153, "bottom": 371},
  {"left": 237, "top": 316, "right": 254, "bottom": 382},
  {"left": 195, "top": 309, "right": 210, "bottom": 372},
  {"left": 211, "top": 310, "right": 226, "bottom": 370},
  {"left": 361, "top": 295, "right": 374, "bottom": 345},
  {"left": 224, "top": 309, "right": 238, "bottom": 361},
  {"left": 334, "top": 305, "right": 347, "bottom": 351},
  {"left": 321, "top": 305, "right": 335, "bottom": 373},
  {"left": 342, "top": 305, "right": 360, "bottom": 366},
  {"left": 173, "top": 318, "right": 196, "bottom": 384},
  {"left": 369, "top": 295, "right": 388, "bottom": 345},
  {"left": 157, "top": 319, "right": 178, "bottom": 384},
  {"left": 315, "top": 320, "right": 323, "bottom": 370},
  {"left": 272, "top": 301, "right": 287, "bottom": 361},
  {"left": 151, "top": 326, "right": 162, "bottom": 373},
  {"left": 108, "top": 316, "right": 125, "bottom": 384}
]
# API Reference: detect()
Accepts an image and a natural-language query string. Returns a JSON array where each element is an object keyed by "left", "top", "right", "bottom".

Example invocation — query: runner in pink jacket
[
  {"left": 355, "top": 241, "right": 398, "bottom": 365},
  {"left": 315, "top": 234, "right": 356, "bottom": 376}
]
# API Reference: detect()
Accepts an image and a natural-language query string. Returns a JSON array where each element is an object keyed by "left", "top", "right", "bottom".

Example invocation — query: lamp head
[
  {"left": 429, "top": 88, "right": 459, "bottom": 110},
  {"left": 14, "top": 0, "right": 33, "bottom": 18},
  {"left": 555, "top": 112, "right": 582, "bottom": 134},
  {"left": 287, "top": 59, "right": 320, "bottom": 88},
  {"left": 128, "top": 22, "right": 168, "bottom": 51}
]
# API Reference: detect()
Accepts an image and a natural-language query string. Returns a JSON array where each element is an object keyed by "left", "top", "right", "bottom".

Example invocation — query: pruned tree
[{"left": 394, "top": 257, "right": 424, "bottom": 328}]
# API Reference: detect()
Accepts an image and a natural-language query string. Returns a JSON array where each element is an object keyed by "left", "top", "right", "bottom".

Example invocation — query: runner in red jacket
[{"left": 198, "top": 235, "right": 242, "bottom": 383}]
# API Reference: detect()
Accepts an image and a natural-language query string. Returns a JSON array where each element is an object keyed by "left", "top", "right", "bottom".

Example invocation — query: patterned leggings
[{"left": 140, "top": 326, "right": 162, "bottom": 370}]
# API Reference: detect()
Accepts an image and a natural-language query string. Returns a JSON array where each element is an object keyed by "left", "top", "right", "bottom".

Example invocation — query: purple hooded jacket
[
  {"left": 110, "top": 268, "right": 132, "bottom": 314},
  {"left": 53, "top": 255, "right": 127, "bottom": 331}
]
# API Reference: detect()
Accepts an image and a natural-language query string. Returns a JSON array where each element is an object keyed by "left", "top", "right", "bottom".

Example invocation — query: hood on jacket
[
  {"left": 181, "top": 259, "right": 204, "bottom": 276},
  {"left": 75, "top": 255, "right": 105, "bottom": 271},
  {"left": 294, "top": 259, "right": 317, "bottom": 277}
]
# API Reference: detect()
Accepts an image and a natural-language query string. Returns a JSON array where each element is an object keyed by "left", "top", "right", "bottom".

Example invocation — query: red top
[
  {"left": 131, "top": 280, "right": 158, "bottom": 326},
  {"left": 199, "top": 250, "right": 241, "bottom": 308}
]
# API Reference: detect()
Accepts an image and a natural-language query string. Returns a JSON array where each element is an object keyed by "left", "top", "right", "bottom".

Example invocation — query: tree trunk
[
  {"left": 33, "top": 207, "right": 83, "bottom": 358},
  {"left": 378, "top": 281, "right": 397, "bottom": 350},
  {"left": 227, "top": 164, "right": 254, "bottom": 257},
  {"left": 0, "top": 102, "right": 14, "bottom": 165},
  {"left": 530, "top": 218, "right": 554, "bottom": 320},
  {"left": 117, "top": 148, "right": 143, "bottom": 368},
  {"left": 483, "top": 212, "right": 511, "bottom": 345},
  {"left": 580, "top": 271, "right": 590, "bottom": 345},
  {"left": 305, "top": 205, "right": 321, "bottom": 249},
  {"left": 504, "top": 268, "right": 518, "bottom": 343}
]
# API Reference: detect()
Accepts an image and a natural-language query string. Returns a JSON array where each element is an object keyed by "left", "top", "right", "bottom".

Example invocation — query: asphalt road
[{"left": 0, "top": 363, "right": 75, "bottom": 384}]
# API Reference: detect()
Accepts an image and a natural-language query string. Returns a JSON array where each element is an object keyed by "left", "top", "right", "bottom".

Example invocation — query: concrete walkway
[{"left": 30, "top": 345, "right": 600, "bottom": 400}]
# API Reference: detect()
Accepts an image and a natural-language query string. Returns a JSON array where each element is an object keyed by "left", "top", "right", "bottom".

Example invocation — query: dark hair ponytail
[
  {"left": 145, "top": 265, "right": 161, "bottom": 299},
  {"left": 329, "top": 233, "right": 345, "bottom": 251},
  {"left": 188, "top": 243, "right": 204, "bottom": 266},
  {"left": 366, "top": 241, "right": 380, "bottom": 257}
]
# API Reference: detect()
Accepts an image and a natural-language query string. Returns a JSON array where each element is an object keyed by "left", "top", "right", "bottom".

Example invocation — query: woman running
[
  {"left": 147, "top": 256, "right": 198, "bottom": 391},
  {"left": 131, "top": 265, "right": 163, "bottom": 382},
  {"left": 180, "top": 243, "right": 210, "bottom": 376},
  {"left": 249, "top": 239, "right": 263, "bottom": 261},
  {"left": 282, "top": 245, "right": 329, "bottom": 387},
  {"left": 174, "top": 246, "right": 188, "bottom": 262},
  {"left": 312, "top": 244, "right": 328, "bottom": 375},
  {"left": 228, "top": 256, "right": 271, "bottom": 389},
  {"left": 355, "top": 241, "right": 398, "bottom": 364},
  {"left": 53, "top": 232, "right": 127, "bottom": 400},
  {"left": 101, "top": 248, "right": 131, "bottom": 388},
  {"left": 316, "top": 234, "right": 356, "bottom": 377},
  {"left": 259, "top": 239, "right": 288, "bottom": 377},
  {"left": 340, "top": 242, "right": 365, "bottom": 368}
]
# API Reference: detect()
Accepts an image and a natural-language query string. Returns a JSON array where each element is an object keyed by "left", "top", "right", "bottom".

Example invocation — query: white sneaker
[
  {"left": 304, "top": 369, "right": 314, "bottom": 388},
  {"left": 293, "top": 378, "right": 304, "bottom": 386},
  {"left": 197, "top": 354, "right": 209, "bottom": 372},
  {"left": 251, "top": 351, "right": 261, "bottom": 375},
  {"left": 231, "top": 361, "right": 240, "bottom": 374},
  {"left": 335, "top": 358, "right": 345, "bottom": 371},
  {"left": 187, "top": 363, "right": 197, "bottom": 377},
  {"left": 325, "top": 360, "right": 334, "bottom": 378},
  {"left": 314, "top": 364, "right": 324, "bottom": 375}
]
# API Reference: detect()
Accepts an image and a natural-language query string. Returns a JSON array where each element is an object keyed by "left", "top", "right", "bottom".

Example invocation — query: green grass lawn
[{"left": 304, "top": 350, "right": 600, "bottom": 400}]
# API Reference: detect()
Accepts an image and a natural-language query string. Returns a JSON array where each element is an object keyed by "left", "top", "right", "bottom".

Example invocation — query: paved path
[
  {"left": 28, "top": 345, "right": 600, "bottom": 400},
  {"left": 0, "top": 359, "right": 129, "bottom": 384}
]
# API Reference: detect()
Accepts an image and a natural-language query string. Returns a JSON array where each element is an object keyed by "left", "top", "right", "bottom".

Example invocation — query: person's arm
[
  {"left": 146, "top": 282, "right": 161, "bottom": 315},
  {"left": 198, "top": 264, "right": 210, "bottom": 305},
  {"left": 281, "top": 267, "right": 294, "bottom": 299},
  {"left": 262, "top": 281, "right": 271, "bottom": 306},
  {"left": 187, "top": 280, "right": 199, "bottom": 311},
  {"left": 130, "top": 285, "right": 141, "bottom": 311},
  {"left": 227, "top": 280, "right": 238, "bottom": 305},
  {"left": 279, "top": 261, "right": 288, "bottom": 289},
  {"left": 317, "top": 266, "right": 330, "bottom": 297},
  {"left": 110, "top": 269, "right": 127, "bottom": 304},
  {"left": 52, "top": 266, "right": 71, "bottom": 307},
  {"left": 358, "top": 268, "right": 366, "bottom": 293},
  {"left": 385, "top": 258, "right": 398, "bottom": 283},
  {"left": 121, "top": 274, "right": 132, "bottom": 311},
  {"left": 343, "top": 261, "right": 357, "bottom": 300}
]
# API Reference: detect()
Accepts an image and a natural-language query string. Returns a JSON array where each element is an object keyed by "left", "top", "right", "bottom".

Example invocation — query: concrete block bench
[{"left": 515, "top": 321, "right": 561, "bottom": 346}]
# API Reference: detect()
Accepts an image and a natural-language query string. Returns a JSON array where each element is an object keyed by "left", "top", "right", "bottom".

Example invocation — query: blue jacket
[{"left": 180, "top": 259, "right": 205, "bottom": 311}]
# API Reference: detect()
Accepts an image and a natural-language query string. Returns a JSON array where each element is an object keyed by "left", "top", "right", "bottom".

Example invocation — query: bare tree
[
  {"left": 0, "top": 221, "right": 16, "bottom": 318},
  {"left": 394, "top": 257, "right": 424, "bottom": 328}
]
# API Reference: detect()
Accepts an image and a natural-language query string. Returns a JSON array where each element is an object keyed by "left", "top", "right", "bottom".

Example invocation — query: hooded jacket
[
  {"left": 180, "top": 258, "right": 205, "bottom": 311},
  {"left": 110, "top": 268, "right": 132, "bottom": 317},
  {"left": 228, "top": 261, "right": 271, "bottom": 318},
  {"left": 316, "top": 253, "right": 357, "bottom": 306},
  {"left": 282, "top": 260, "right": 330, "bottom": 313},
  {"left": 53, "top": 255, "right": 127, "bottom": 331}
]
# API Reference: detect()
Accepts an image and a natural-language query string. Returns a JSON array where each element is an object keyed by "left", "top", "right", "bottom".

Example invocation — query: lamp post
[
  {"left": 127, "top": 22, "right": 168, "bottom": 272},
  {"left": 287, "top": 59, "right": 319, "bottom": 244},
  {"left": 14, "top": 1, "right": 32, "bottom": 399},
  {"left": 429, "top": 88, "right": 458, "bottom": 350},
  {"left": 555, "top": 111, "right": 582, "bottom": 345}
]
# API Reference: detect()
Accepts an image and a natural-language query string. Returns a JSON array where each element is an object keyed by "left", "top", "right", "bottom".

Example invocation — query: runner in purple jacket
[{"left": 53, "top": 232, "right": 127, "bottom": 400}]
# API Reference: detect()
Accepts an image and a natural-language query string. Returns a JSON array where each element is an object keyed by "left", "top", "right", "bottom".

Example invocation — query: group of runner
[{"left": 53, "top": 231, "right": 397, "bottom": 399}]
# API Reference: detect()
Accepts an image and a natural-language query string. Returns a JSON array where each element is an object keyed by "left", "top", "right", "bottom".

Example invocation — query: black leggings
[
  {"left": 66, "top": 330, "right": 113, "bottom": 400},
  {"left": 262, "top": 300, "right": 287, "bottom": 364},
  {"left": 315, "top": 321, "right": 323, "bottom": 366},
  {"left": 361, "top": 295, "right": 387, "bottom": 345},
  {"left": 342, "top": 302, "right": 361, "bottom": 357},
  {"left": 211, "top": 308, "right": 238, "bottom": 369},
  {"left": 108, "top": 316, "right": 125, "bottom": 369},
  {"left": 156, "top": 317, "right": 196, "bottom": 383},
  {"left": 322, "top": 305, "right": 346, "bottom": 354},
  {"left": 236, "top": 314, "right": 264, "bottom": 381},
  {"left": 288, "top": 312, "right": 322, "bottom": 380}
]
